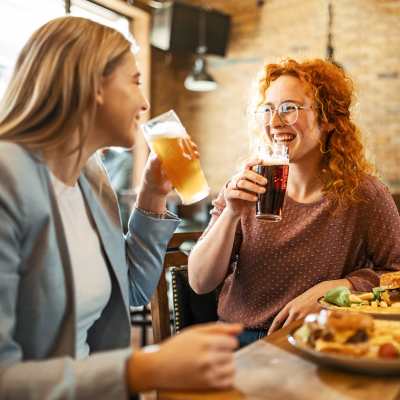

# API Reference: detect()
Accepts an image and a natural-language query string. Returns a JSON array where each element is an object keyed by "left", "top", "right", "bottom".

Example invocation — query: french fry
[
  {"left": 359, "top": 292, "right": 374, "bottom": 301},
  {"left": 349, "top": 294, "right": 363, "bottom": 303}
]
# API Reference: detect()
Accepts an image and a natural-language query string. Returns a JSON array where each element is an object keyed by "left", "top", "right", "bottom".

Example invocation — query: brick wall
[{"left": 151, "top": 0, "right": 400, "bottom": 196}]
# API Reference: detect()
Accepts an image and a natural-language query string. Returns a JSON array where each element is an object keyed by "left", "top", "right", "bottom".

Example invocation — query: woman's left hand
[
  {"left": 140, "top": 152, "right": 173, "bottom": 197},
  {"left": 140, "top": 138, "right": 199, "bottom": 197},
  {"left": 137, "top": 139, "right": 199, "bottom": 213},
  {"left": 267, "top": 279, "right": 352, "bottom": 335}
]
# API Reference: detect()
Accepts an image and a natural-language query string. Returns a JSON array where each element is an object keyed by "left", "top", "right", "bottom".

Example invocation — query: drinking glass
[
  {"left": 255, "top": 141, "right": 289, "bottom": 221},
  {"left": 141, "top": 110, "right": 210, "bottom": 205}
]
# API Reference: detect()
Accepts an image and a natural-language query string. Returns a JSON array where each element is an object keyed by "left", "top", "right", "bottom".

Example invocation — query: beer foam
[
  {"left": 144, "top": 120, "right": 187, "bottom": 139},
  {"left": 264, "top": 156, "right": 289, "bottom": 165},
  {"left": 258, "top": 141, "right": 289, "bottom": 165}
]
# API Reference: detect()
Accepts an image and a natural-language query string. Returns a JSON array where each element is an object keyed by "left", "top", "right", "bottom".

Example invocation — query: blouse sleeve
[
  {"left": 199, "top": 183, "right": 243, "bottom": 266},
  {"left": 346, "top": 180, "right": 400, "bottom": 291}
]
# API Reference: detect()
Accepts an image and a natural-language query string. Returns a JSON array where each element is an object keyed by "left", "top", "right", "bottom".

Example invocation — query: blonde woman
[
  {"left": 188, "top": 59, "right": 400, "bottom": 347},
  {"left": 0, "top": 17, "right": 241, "bottom": 399}
]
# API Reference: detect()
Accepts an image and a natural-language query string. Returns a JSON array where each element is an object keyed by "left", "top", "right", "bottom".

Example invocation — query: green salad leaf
[
  {"left": 372, "top": 287, "right": 385, "bottom": 301},
  {"left": 324, "top": 286, "right": 351, "bottom": 307}
]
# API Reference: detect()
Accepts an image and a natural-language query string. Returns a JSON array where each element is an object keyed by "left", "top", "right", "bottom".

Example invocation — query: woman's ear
[
  {"left": 321, "top": 121, "right": 335, "bottom": 134},
  {"left": 327, "top": 122, "right": 335, "bottom": 133}
]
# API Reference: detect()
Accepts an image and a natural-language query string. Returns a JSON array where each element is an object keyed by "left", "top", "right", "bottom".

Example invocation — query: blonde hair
[
  {"left": 249, "top": 58, "right": 374, "bottom": 207},
  {"left": 0, "top": 16, "right": 132, "bottom": 155}
]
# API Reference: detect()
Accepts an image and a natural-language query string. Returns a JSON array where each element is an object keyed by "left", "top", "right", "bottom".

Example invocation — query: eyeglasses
[{"left": 255, "top": 101, "right": 312, "bottom": 127}]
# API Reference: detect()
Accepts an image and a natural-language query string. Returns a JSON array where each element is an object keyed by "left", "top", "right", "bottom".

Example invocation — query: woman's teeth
[{"left": 274, "top": 134, "right": 295, "bottom": 143}]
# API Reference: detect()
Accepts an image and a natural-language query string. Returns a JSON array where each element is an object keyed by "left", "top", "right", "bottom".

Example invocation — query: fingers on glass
[{"left": 179, "top": 138, "right": 196, "bottom": 160}]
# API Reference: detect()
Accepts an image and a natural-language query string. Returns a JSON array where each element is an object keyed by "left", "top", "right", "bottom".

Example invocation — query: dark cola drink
[{"left": 255, "top": 163, "right": 289, "bottom": 221}]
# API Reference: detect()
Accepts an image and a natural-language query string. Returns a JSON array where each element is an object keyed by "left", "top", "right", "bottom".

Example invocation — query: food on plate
[
  {"left": 380, "top": 271, "right": 400, "bottom": 303},
  {"left": 294, "top": 310, "right": 400, "bottom": 359},
  {"left": 323, "top": 286, "right": 351, "bottom": 307},
  {"left": 324, "top": 286, "right": 351, "bottom": 307},
  {"left": 322, "top": 272, "right": 400, "bottom": 311}
]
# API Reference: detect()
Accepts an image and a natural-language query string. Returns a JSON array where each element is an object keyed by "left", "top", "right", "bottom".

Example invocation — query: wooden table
[{"left": 159, "top": 320, "right": 400, "bottom": 400}]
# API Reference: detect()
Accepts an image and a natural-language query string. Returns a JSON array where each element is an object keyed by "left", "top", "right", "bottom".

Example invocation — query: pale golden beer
[{"left": 142, "top": 111, "right": 210, "bottom": 205}]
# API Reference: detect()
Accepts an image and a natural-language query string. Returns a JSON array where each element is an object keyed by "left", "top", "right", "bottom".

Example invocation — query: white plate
[{"left": 288, "top": 328, "right": 400, "bottom": 376}]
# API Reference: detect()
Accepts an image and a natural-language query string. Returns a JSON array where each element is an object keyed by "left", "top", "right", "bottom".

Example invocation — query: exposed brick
[{"left": 151, "top": 0, "right": 400, "bottom": 195}]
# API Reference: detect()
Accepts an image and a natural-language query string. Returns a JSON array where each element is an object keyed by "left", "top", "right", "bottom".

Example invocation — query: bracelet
[
  {"left": 135, "top": 205, "right": 167, "bottom": 219},
  {"left": 142, "top": 344, "right": 161, "bottom": 353}
]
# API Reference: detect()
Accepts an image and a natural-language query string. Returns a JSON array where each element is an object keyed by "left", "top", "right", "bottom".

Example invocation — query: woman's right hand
[
  {"left": 127, "top": 322, "right": 242, "bottom": 393},
  {"left": 225, "top": 159, "right": 267, "bottom": 217}
]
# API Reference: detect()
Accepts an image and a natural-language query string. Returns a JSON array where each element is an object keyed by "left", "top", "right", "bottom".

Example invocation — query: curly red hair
[{"left": 257, "top": 58, "right": 373, "bottom": 207}]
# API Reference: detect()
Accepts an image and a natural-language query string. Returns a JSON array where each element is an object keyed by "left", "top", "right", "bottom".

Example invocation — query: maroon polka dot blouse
[{"left": 204, "top": 175, "right": 400, "bottom": 329}]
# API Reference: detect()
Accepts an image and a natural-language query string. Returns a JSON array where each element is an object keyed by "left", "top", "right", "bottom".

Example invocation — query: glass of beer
[
  {"left": 255, "top": 141, "right": 289, "bottom": 221},
  {"left": 141, "top": 110, "right": 210, "bottom": 205}
]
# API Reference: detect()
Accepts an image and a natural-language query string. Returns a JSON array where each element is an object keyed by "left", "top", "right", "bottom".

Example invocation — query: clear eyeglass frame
[{"left": 254, "top": 101, "right": 312, "bottom": 127}]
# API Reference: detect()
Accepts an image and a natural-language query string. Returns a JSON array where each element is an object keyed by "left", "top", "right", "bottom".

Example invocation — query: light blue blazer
[{"left": 0, "top": 142, "right": 179, "bottom": 399}]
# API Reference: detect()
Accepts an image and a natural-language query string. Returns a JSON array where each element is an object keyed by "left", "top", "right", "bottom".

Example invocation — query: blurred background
[{"left": 1, "top": 0, "right": 399, "bottom": 230}]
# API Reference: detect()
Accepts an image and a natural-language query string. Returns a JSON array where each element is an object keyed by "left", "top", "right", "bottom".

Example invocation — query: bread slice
[{"left": 380, "top": 271, "right": 400, "bottom": 290}]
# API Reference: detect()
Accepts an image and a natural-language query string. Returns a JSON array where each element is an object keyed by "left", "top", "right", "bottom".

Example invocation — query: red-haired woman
[{"left": 188, "top": 59, "right": 400, "bottom": 347}]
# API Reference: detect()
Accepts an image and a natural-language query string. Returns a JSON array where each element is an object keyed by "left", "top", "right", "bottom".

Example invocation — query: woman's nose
[
  {"left": 270, "top": 109, "right": 283, "bottom": 127},
  {"left": 140, "top": 94, "right": 150, "bottom": 113}
]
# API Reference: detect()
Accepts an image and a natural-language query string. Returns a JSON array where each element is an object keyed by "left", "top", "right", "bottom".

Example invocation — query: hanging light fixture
[
  {"left": 184, "top": 8, "right": 217, "bottom": 92},
  {"left": 184, "top": 46, "right": 217, "bottom": 91}
]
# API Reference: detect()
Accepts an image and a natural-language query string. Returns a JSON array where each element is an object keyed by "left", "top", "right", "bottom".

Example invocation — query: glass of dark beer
[{"left": 255, "top": 142, "right": 289, "bottom": 221}]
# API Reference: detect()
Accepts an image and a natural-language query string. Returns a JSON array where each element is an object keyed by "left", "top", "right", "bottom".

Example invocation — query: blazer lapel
[{"left": 79, "top": 159, "right": 130, "bottom": 311}]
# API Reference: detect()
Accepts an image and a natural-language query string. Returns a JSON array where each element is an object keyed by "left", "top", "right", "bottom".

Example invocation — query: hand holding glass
[
  {"left": 255, "top": 141, "right": 289, "bottom": 221},
  {"left": 141, "top": 110, "right": 210, "bottom": 205}
]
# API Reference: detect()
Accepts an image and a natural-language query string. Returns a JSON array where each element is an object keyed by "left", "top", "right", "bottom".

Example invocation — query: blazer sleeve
[
  {"left": 0, "top": 152, "right": 131, "bottom": 400},
  {"left": 125, "top": 208, "right": 180, "bottom": 306},
  {"left": 83, "top": 153, "right": 180, "bottom": 307},
  {"left": 1, "top": 349, "right": 132, "bottom": 400}
]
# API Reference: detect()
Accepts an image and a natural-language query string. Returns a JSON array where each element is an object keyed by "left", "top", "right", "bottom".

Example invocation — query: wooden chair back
[{"left": 150, "top": 231, "right": 203, "bottom": 343}]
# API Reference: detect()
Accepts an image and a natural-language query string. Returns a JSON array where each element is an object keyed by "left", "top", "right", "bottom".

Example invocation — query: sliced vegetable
[
  {"left": 372, "top": 287, "right": 385, "bottom": 301},
  {"left": 378, "top": 343, "right": 399, "bottom": 359},
  {"left": 324, "top": 286, "right": 351, "bottom": 307}
]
